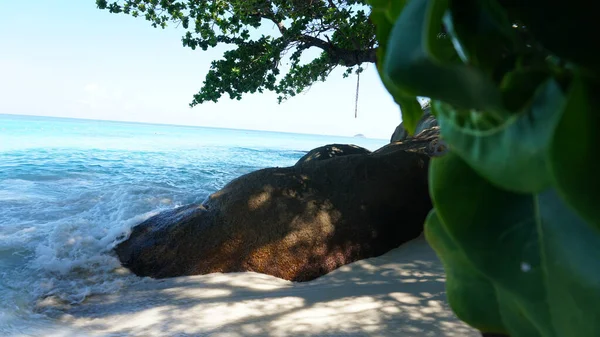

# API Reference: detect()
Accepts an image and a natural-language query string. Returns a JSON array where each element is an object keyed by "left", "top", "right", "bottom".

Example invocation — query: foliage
[
  {"left": 97, "top": 0, "right": 377, "bottom": 106},
  {"left": 369, "top": 0, "right": 599, "bottom": 336}
]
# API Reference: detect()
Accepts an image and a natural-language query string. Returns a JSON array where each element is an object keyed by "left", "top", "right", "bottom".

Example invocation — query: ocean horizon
[
  {"left": 0, "top": 113, "right": 388, "bottom": 141},
  {"left": 0, "top": 113, "right": 388, "bottom": 335}
]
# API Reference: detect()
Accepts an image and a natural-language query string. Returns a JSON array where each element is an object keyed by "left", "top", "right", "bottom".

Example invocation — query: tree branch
[
  {"left": 333, "top": 47, "right": 377, "bottom": 66},
  {"left": 257, "top": 1, "right": 376, "bottom": 67}
]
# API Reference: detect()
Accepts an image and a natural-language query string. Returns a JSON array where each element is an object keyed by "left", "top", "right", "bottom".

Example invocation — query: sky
[{"left": 0, "top": 1, "right": 403, "bottom": 139}]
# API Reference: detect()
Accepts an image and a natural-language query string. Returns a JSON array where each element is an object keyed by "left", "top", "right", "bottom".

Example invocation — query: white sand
[{"left": 52, "top": 236, "right": 479, "bottom": 337}]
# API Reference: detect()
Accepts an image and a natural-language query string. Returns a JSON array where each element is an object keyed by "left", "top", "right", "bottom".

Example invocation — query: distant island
[{"left": 353, "top": 134, "right": 366, "bottom": 138}]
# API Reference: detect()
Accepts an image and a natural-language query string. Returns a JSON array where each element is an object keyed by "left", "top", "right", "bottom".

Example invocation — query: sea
[{"left": 0, "top": 114, "right": 388, "bottom": 336}]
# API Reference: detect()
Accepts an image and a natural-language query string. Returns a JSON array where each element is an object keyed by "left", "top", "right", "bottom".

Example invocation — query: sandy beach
[{"left": 47, "top": 236, "right": 479, "bottom": 337}]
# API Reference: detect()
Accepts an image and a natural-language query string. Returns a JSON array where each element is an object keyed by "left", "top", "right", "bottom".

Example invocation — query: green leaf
[
  {"left": 367, "top": 0, "right": 409, "bottom": 25},
  {"left": 430, "top": 151, "right": 600, "bottom": 336},
  {"left": 369, "top": 0, "right": 421, "bottom": 135},
  {"left": 102, "top": 0, "right": 381, "bottom": 105},
  {"left": 387, "top": 0, "right": 409, "bottom": 23},
  {"left": 383, "top": 0, "right": 504, "bottom": 114},
  {"left": 96, "top": 0, "right": 107, "bottom": 9},
  {"left": 537, "top": 190, "right": 600, "bottom": 337},
  {"left": 500, "top": 67, "right": 550, "bottom": 112},
  {"left": 499, "top": 1, "right": 599, "bottom": 72},
  {"left": 549, "top": 76, "right": 600, "bottom": 229},
  {"left": 395, "top": 95, "right": 424, "bottom": 135},
  {"left": 429, "top": 152, "right": 553, "bottom": 336},
  {"left": 445, "top": 0, "right": 517, "bottom": 74},
  {"left": 493, "top": 291, "right": 544, "bottom": 337},
  {"left": 378, "top": 67, "right": 423, "bottom": 133},
  {"left": 374, "top": 64, "right": 424, "bottom": 132},
  {"left": 434, "top": 79, "right": 566, "bottom": 193},
  {"left": 425, "top": 210, "right": 507, "bottom": 334}
]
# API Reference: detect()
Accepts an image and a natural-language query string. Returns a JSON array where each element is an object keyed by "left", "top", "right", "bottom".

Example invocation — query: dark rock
[
  {"left": 390, "top": 107, "right": 438, "bottom": 143},
  {"left": 390, "top": 125, "right": 408, "bottom": 144},
  {"left": 295, "top": 143, "right": 371, "bottom": 166},
  {"left": 116, "top": 148, "right": 432, "bottom": 282},
  {"left": 377, "top": 125, "right": 446, "bottom": 158}
]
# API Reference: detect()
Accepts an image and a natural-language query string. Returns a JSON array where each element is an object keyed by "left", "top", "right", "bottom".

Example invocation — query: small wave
[
  {"left": 0, "top": 119, "right": 372, "bottom": 334},
  {"left": 0, "top": 182, "right": 177, "bottom": 316}
]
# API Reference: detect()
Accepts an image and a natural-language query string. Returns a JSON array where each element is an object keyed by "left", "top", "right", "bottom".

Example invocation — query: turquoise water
[{"left": 0, "top": 114, "right": 387, "bottom": 335}]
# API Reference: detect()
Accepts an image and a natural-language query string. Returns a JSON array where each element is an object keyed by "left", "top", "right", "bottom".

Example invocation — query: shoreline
[{"left": 49, "top": 236, "right": 478, "bottom": 337}]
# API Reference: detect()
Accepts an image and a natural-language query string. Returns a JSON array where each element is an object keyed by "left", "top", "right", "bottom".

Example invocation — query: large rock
[
  {"left": 390, "top": 107, "right": 438, "bottom": 143},
  {"left": 295, "top": 143, "right": 371, "bottom": 166},
  {"left": 116, "top": 146, "right": 433, "bottom": 282},
  {"left": 378, "top": 124, "right": 446, "bottom": 158}
]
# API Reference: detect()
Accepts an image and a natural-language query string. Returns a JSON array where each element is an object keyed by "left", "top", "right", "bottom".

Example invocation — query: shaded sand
[{"left": 51, "top": 236, "right": 479, "bottom": 337}]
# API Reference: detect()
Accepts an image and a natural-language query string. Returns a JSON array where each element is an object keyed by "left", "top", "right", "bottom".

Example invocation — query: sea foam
[{"left": 0, "top": 114, "right": 387, "bottom": 335}]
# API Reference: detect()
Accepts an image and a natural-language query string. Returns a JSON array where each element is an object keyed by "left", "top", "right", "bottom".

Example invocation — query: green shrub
[{"left": 369, "top": 0, "right": 600, "bottom": 335}]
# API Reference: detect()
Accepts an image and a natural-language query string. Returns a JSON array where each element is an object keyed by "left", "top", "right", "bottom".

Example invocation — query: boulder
[
  {"left": 378, "top": 125, "right": 446, "bottom": 158},
  {"left": 115, "top": 146, "right": 432, "bottom": 282},
  {"left": 295, "top": 144, "right": 371, "bottom": 166},
  {"left": 390, "top": 107, "right": 438, "bottom": 143},
  {"left": 390, "top": 125, "right": 408, "bottom": 143}
]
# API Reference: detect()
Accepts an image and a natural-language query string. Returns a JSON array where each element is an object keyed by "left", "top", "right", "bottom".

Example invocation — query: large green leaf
[
  {"left": 429, "top": 151, "right": 600, "bottom": 336},
  {"left": 434, "top": 79, "right": 565, "bottom": 193},
  {"left": 537, "top": 190, "right": 600, "bottom": 336},
  {"left": 429, "top": 152, "right": 553, "bottom": 336},
  {"left": 549, "top": 76, "right": 600, "bottom": 229},
  {"left": 445, "top": 0, "right": 517, "bottom": 75},
  {"left": 367, "top": 0, "right": 409, "bottom": 24},
  {"left": 498, "top": 1, "right": 599, "bottom": 72},
  {"left": 493, "top": 290, "right": 543, "bottom": 337},
  {"left": 376, "top": 63, "right": 423, "bottom": 133},
  {"left": 370, "top": 1, "right": 600, "bottom": 336},
  {"left": 369, "top": 0, "right": 423, "bottom": 134},
  {"left": 383, "top": 0, "right": 504, "bottom": 114},
  {"left": 500, "top": 67, "right": 551, "bottom": 112},
  {"left": 425, "top": 211, "right": 507, "bottom": 334}
]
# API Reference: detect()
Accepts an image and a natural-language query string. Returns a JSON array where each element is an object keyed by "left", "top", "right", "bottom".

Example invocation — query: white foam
[
  {"left": 26, "top": 195, "right": 160, "bottom": 304},
  {"left": 0, "top": 118, "right": 390, "bottom": 335},
  {"left": 0, "top": 181, "right": 177, "bottom": 333}
]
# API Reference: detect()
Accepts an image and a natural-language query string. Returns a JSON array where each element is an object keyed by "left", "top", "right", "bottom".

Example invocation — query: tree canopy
[{"left": 96, "top": 0, "right": 377, "bottom": 106}]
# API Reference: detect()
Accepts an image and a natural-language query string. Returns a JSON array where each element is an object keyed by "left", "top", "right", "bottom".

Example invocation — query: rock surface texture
[
  {"left": 390, "top": 107, "right": 438, "bottom": 143},
  {"left": 116, "top": 135, "right": 440, "bottom": 282},
  {"left": 295, "top": 143, "right": 371, "bottom": 166}
]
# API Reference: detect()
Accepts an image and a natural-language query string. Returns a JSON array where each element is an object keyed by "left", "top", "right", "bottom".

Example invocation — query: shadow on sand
[{"left": 42, "top": 237, "right": 479, "bottom": 337}]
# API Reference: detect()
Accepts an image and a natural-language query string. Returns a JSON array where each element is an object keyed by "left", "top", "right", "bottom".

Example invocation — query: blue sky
[{"left": 0, "top": 1, "right": 403, "bottom": 139}]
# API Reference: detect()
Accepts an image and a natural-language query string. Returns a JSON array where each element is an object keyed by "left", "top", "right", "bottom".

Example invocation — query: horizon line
[{"left": 1, "top": 113, "right": 388, "bottom": 141}]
